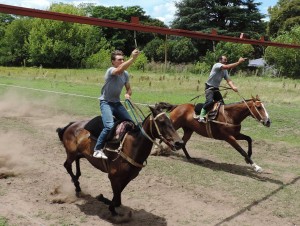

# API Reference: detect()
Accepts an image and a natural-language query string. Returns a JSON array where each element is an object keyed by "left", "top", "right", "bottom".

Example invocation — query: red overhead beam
[{"left": 1, "top": 4, "right": 300, "bottom": 49}]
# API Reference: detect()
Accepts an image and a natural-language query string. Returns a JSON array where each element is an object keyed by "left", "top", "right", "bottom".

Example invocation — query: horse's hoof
[
  {"left": 96, "top": 194, "right": 104, "bottom": 201},
  {"left": 109, "top": 205, "right": 118, "bottom": 216},
  {"left": 255, "top": 167, "right": 263, "bottom": 173},
  {"left": 252, "top": 163, "right": 263, "bottom": 173}
]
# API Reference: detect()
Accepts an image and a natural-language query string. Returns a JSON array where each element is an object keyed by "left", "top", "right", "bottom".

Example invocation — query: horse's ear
[
  {"left": 149, "top": 105, "right": 159, "bottom": 116},
  {"left": 256, "top": 94, "right": 260, "bottom": 101},
  {"left": 251, "top": 95, "right": 255, "bottom": 100}
]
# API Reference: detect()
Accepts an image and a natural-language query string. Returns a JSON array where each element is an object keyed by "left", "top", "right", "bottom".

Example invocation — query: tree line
[{"left": 0, "top": 0, "right": 299, "bottom": 77}]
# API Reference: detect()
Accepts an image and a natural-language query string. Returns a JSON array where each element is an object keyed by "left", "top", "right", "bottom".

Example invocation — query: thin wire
[{"left": 0, "top": 83, "right": 152, "bottom": 107}]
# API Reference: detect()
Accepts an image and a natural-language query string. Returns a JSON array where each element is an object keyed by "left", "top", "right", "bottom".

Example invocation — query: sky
[{"left": 0, "top": 0, "right": 278, "bottom": 25}]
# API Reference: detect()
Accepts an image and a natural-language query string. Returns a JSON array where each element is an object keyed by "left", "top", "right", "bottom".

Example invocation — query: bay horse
[
  {"left": 56, "top": 105, "right": 183, "bottom": 215},
  {"left": 155, "top": 95, "right": 271, "bottom": 172}
]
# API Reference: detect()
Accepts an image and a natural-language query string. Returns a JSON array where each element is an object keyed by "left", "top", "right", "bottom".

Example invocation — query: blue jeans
[{"left": 94, "top": 100, "right": 132, "bottom": 150}]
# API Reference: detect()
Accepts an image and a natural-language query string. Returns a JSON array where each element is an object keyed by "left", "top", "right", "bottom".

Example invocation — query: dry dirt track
[{"left": 0, "top": 90, "right": 299, "bottom": 226}]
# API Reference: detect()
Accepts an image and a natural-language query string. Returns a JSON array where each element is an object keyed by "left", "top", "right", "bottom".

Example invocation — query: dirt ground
[{"left": 0, "top": 90, "right": 299, "bottom": 226}]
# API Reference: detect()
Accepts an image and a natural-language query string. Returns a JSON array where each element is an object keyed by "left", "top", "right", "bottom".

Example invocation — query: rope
[
  {"left": 134, "top": 30, "right": 138, "bottom": 49},
  {"left": 190, "top": 86, "right": 232, "bottom": 102}
]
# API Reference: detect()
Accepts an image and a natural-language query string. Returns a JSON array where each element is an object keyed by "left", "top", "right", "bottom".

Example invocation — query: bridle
[
  {"left": 149, "top": 112, "right": 175, "bottom": 149},
  {"left": 232, "top": 90, "right": 266, "bottom": 124},
  {"left": 116, "top": 100, "right": 176, "bottom": 168},
  {"left": 240, "top": 98, "right": 266, "bottom": 124}
]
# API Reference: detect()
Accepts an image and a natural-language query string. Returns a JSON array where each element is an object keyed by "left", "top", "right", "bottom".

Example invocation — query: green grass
[
  {"left": 1, "top": 66, "right": 299, "bottom": 142},
  {"left": 1, "top": 66, "right": 300, "bottom": 224},
  {"left": 0, "top": 217, "right": 8, "bottom": 226}
]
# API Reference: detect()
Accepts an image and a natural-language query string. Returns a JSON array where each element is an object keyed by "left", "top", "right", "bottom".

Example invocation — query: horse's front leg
[
  {"left": 181, "top": 128, "right": 194, "bottom": 159},
  {"left": 109, "top": 175, "right": 132, "bottom": 216},
  {"left": 236, "top": 133, "right": 252, "bottom": 159},
  {"left": 225, "top": 135, "right": 262, "bottom": 173}
]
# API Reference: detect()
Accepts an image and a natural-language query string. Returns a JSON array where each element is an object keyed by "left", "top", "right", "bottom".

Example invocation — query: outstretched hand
[
  {"left": 131, "top": 49, "right": 140, "bottom": 59},
  {"left": 238, "top": 57, "right": 247, "bottom": 63},
  {"left": 125, "top": 93, "right": 131, "bottom": 99}
]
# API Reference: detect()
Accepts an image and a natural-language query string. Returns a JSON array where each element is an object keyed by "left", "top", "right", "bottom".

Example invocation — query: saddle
[
  {"left": 194, "top": 101, "right": 222, "bottom": 120},
  {"left": 84, "top": 116, "right": 136, "bottom": 144}
]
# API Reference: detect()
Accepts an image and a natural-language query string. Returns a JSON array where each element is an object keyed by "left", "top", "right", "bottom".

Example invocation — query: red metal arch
[{"left": 0, "top": 3, "right": 300, "bottom": 49}]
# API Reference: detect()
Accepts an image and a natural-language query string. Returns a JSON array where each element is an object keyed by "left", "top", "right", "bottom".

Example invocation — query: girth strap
[{"left": 206, "top": 121, "right": 214, "bottom": 138}]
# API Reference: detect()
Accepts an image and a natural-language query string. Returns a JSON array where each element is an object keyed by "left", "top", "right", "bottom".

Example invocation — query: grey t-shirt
[
  {"left": 206, "top": 63, "right": 229, "bottom": 88},
  {"left": 99, "top": 67, "right": 129, "bottom": 102}
]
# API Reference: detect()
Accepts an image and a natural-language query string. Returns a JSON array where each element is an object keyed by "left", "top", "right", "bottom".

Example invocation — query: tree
[
  {"left": 88, "top": 5, "right": 167, "bottom": 55},
  {"left": 264, "top": 25, "right": 300, "bottom": 78},
  {"left": 168, "top": 37, "right": 199, "bottom": 63},
  {"left": 143, "top": 37, "right": 165, "bottom": 62},
  {"left": 267, "top": 0, "right": 300, "bottom": 37},
  {"left": 171, "top": 0, "right": 265, "bottom": 60},
  {"left": 0, "top": 13, "right": 15, "bottom": 38},
  {"left": 0, "top": 17, "right": 31, "bottom": 66},
  {"left": 27, "top": 3, "right": 104, "bottom": 68},
  {"left": 172, "top": 0, "right": 266, "bottom": 38}
]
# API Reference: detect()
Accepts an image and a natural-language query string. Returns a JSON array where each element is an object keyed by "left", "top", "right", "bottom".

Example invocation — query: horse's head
[
  {"left": 250, "top": 95, "right": 271, "bottom": 127},
  {"left": 148, "top": 106, "right": 184, "bottom": 150}
]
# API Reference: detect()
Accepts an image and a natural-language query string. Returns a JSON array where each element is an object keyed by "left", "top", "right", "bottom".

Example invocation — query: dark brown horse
[
  {"left": 155, "top": 95, "right": 271, "bottom": 173},
  {"left": 56, "top": 105, "right": 183, "bottom": 215}
]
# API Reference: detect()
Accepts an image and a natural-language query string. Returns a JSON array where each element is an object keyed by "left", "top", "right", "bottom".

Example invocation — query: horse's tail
[
  {"left": 155, "top": 102, "right": 178, "bottom": 112},
  {"left": 56, "top": 122, "right": 75, "bottom": 141}
]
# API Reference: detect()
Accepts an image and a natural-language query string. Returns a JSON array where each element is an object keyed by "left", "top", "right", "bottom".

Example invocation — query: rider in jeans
[
  {"left": 93, "top": 49, "right": 140, "bottom": 159},
  {"left": 198, "top": 55, "right": 246, "bottom": 122}
]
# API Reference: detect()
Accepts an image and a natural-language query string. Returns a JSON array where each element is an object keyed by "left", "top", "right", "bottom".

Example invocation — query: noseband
[
  {"left": 149, "top": 112, "right": 175, "bottom": 149},
  {"left": 139, "top": 112, "right": 174, "bottom": 150}
]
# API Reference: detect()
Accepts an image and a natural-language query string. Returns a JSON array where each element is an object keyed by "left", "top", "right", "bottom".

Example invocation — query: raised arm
[{"left": 112, "top": 49, "right": 140, "bottom": 75}]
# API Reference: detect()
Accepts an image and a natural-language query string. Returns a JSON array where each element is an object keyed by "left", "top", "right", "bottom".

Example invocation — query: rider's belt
[{"left": 205, "top": 83, "right": 219, "bottom": 90}]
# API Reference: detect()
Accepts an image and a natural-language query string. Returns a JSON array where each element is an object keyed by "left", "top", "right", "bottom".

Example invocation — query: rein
[{"left": 202, "top": 87, "right": 264, "bottom": 127}]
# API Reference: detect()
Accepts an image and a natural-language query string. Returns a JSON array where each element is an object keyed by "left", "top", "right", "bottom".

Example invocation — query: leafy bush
[
  {"left": 264, "top": 25, "right": 300, "bottom": 78},
  {"left": 194, "top": 61, "right": 211, "bottom": 75},
  {"left": 131, "top": 51, "right": 148, "bottom": 71},
  {"left": 84, "top": 48, "right": 111, "bottom": 69}
]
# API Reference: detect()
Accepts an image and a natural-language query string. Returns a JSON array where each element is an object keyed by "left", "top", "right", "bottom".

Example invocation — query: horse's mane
[
  {"left": 155, "top": 102, "right": 178, "bottom": 112},
  {"left": 56, "top": 122, "right": 75, "bottom": 141}
]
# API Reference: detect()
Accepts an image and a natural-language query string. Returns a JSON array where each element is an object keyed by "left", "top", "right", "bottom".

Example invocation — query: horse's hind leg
[
  {"left": 75, "top": 154, "right": 83, "bottom": 180},
  {"left": 64, "top": 154, "right": 81, "bottom": 193}
]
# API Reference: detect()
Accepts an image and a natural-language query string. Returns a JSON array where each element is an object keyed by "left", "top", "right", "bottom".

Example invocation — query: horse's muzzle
[
  {"left": 174, "top": 140, "right": 185, "bottom": 150},
  {"left": 263, "top": 118, "right": 271, "bottom": 127}
]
